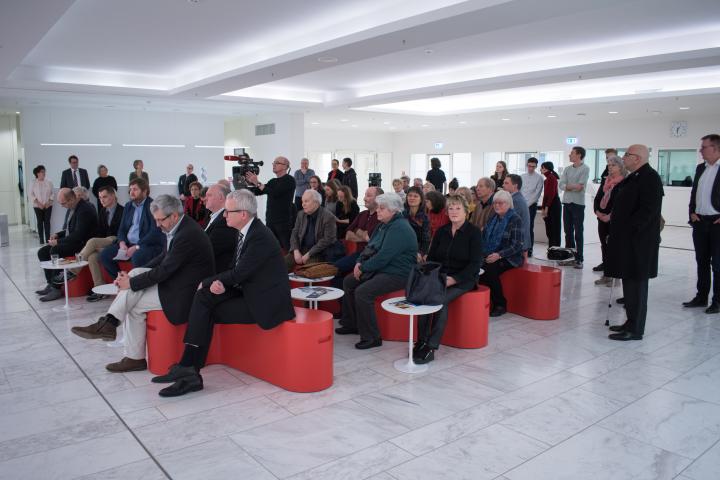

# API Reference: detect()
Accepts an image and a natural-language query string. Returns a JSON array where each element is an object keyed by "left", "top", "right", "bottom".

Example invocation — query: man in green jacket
[{"left": 336, "top": 193, "right": 418, "bottom": 349}]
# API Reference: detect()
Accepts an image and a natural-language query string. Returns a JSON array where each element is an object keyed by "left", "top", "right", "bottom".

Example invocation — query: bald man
[
  {"left": 36, "top": 188, "right": 98, "bottom": 301},
  {"left": 245, "top": 156, "right": 296, "bottom": 250},
  {"left": 604, "top": 144, "right": 664, "bottom": 341}
]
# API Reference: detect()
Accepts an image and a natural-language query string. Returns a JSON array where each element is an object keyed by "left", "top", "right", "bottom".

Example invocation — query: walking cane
[{"left": 605, "top": 278, "right": 616, "bottom": 326}]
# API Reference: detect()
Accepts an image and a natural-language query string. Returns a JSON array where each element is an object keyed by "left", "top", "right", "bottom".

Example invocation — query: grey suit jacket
[{"left": 289, "top": 205, "right": 337, "bottom": 258}]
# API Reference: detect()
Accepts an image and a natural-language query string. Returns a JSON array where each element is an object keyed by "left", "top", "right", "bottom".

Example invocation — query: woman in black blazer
[{"left": 415, "top": 194, "right": 483, "bottom": 364}]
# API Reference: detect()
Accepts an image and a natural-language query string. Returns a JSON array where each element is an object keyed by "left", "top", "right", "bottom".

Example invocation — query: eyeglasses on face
[{"left": 223, "top": 209, "right": 246, "bottom": 216}]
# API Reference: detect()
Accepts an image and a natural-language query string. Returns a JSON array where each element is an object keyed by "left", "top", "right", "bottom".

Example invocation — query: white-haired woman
[
  {"left": 336, "top": 193, "right": 418, "bottom": 349},
  {"left": 477, "top": 190, "right": 524, "bottom": 317},
  {"left": 593, "top": 155, "right": 628, "bottom": 285}
]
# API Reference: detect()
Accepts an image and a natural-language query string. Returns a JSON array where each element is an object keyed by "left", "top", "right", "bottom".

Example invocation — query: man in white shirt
[
  {"left": 521, "top": 157, "right": 544, "bottom": 257},
  {"left": 684, "top": 134, "right": 720, "bottom": 314}
]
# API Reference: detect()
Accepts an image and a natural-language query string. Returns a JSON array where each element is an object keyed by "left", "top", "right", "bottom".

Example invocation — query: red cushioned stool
[
  {"left": 499, "top": 264, "right": 561, "bottom": 320},
  {"left": 342, "top": 239, "right": 358, "bottom": 255},
  {"left": 145, "top": 307, "right": 333, "bottom": 392},
  {"left": 64, "top": 264, "right": 94, "bottom": 298},
  {"left": 376, "top": 289, "right": 416, "bottom": 341},
  {"left": 118, "top": 261, "right": 134, "bottom": 273},
  {"left": 440, "top": 287, "right": 490, "bottom": 348},
  {"left": 146, "top": 311, "right": 187, "bottom": 377}
]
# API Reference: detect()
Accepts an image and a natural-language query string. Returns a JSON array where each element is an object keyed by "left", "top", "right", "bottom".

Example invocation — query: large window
[
  {"left": 483, "top": 152, "right": 502, "bottom": 178},
  {"left": 658, "top": 149, "right": 698, "bottom": 186},
  {"left": 505, "top": 152, "right": 537, "bottom": 174},
  {"left": 451, "top": 153, "right": 473, "bottom": 188}
]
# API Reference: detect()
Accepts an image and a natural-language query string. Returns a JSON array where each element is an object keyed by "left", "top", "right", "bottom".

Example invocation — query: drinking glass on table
[{"left": 50, "top": 253, "right": 59, "bottom": 265}]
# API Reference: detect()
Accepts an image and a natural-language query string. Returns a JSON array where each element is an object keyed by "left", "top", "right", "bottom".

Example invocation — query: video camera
[{"left": 224, "top": 148, "right": 264, "bottom": 190}]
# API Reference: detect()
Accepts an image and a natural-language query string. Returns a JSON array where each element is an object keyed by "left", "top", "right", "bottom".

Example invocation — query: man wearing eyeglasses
[
  {"left": 604, "top": 145, "right": 664, "bottom": 341},
  {"left": 71, "top": 194, "right": 215, "bottom": 373},
  {"left": 245, "top": 156, "right": 296, "bottom": 251},
  {"left": 684, "top": 134, "right": 720, "bottom": 314},
  {"left": 149, "top": 189, "right": 294, "bottom": 396}
]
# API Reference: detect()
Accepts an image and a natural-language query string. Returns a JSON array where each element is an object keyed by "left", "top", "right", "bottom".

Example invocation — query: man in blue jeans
[{"left": 559, "top": 146, "right": 590, "bottom": 269}]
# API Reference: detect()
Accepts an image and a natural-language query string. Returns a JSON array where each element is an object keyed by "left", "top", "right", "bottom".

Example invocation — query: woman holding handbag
[{"left": 414, "top": 195, "right": 483, "bottom": 364}]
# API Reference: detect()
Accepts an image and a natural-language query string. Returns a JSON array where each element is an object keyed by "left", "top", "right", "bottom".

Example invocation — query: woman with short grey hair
[
  {"left": 593, "top": 155, "right": 628, "bottom": 283},
  {"left": 375, "top": 192, "right": 404, "bottom": 213}
]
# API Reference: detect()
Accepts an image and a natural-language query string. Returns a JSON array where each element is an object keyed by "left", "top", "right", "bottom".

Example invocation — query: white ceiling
[{"left": 0, "top": 0, "right": 719, "bottom": 128}]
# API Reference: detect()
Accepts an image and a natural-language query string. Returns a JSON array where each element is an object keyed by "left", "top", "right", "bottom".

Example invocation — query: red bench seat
[
  {"left": 146, "top": 307, "right": 334, "bottom": 393},
  {"left": 499, "top": 263, "right": 561, "bottom": 320}
]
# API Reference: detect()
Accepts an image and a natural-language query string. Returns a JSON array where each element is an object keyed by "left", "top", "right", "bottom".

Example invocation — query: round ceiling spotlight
[{"left": 317, "top": 56, "right": 338, "bottom": 63}]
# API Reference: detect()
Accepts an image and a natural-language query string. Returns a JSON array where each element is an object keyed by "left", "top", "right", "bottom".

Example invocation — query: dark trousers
[
  {"left": 544, "top": 197, "right": 562, "bottom": 247},
  {"left": 33, "top": 207, "right": 52, "bottom": 244},
  {"left": 183, "top": 287, "right": 254, "bottom": 368},
  {"left": 332, "top": 252, "right": 360, "bottom": 289},
  {"left": 597, "top": 219, "right": 610, "bottom": 266},
  {"left": 692, "top": 216, "right": 720, "bottom": 302},
  {"left": 268, "top": 221, "right": 291, "bottom": 252},
  {"left": 38, "top": 243, "right": 78, "bottom": 283},
  {"left": 478, "top": 259, "right": 514, "bottom": 308},
  {"left": 563, "top": 202, "right": 585, "bottom": 262},
  {"left": 418, "top": 284, "right": 474, "bottom": 349},
  {"left": 99, "top": 241, "right": 161, "bottom": 278},
  {"left": 528, "top": 204, "right": 537, "bottom": 255},
  {"left": 341, "top": 272, "right": 407, "bottom": 341},
  {"left": 623, "top": 277, "right": 649, "bottom": 336}
]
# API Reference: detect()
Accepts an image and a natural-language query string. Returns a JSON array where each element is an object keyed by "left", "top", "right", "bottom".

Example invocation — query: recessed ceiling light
[
  {"left": 424, "top": 49, "right": 434, "bottom": 55},
  {"left": 547, "top": 114, "right": 557, "bottom": 118},
  {"left": 340, "top": 118, "right": 349, "bottom": 122},
  {"left": 679, "top": 106, "right": 690, "bottom": 110},
  {"left": 15, "top": 111, "right": 20, "bottom": 114},
  {"left": 317, "top": 56, "right": 338, "bottom": 63},
  {"left": 421, "top": 124, "right": 430, "bottom": 127},
  {"left": 311, "top": 121, "right": 320, "bottom": 125},
  {"left": 501, "top": 118, "right": 510, "bottom": 121},
  {"left": 351, "top": 124, "right": 358, "bottom": 128},
  {"left": 576, "top": 113, "right": 586, "bottom": 116},
  {"left": 608, "top": 111, "right": 619, "bottom": 114},
  {"left": 383, "top": 121, "right": 390, "bottom": 125},
  {"left": 458, "top": 121, "right": 467, "bottom": 124},
  {"left": 389, "top": 126, "right": 397, "bottom": 130}
]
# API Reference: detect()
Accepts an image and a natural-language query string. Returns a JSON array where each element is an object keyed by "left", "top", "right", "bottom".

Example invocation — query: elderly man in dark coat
[{"left": 605, "top": 144, "right": 664, "bottom": 341}]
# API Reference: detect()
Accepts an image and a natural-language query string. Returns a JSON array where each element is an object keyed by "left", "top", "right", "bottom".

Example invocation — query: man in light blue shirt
[
  {"left": 521, "top": 157, "right": 544, "bottom": 257},
  {"left": 559, "top": 146, "right": 590, "bottom": 268}
]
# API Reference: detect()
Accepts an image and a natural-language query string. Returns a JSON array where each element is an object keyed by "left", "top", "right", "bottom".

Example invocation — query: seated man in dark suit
[
  {"left": 71, "top": 195, "right": 215, "bottom": 373},
  {"left": 202, "top": 182, "right": 238, "bottom": 269},
  {"left": 285, "top": 189, "right": 338, "bottom": 271},
  {"left": 99, "top": 177, "right": 164, "bottom": 279},
  {"left": 150, "top": 189, "right": 295, "bottom": 396},
  {"left": 67, "top": 186, "right": 124, "bottom": 302},
  {"left": 36, "top": 188, "right": 98, "bottom": 301}
]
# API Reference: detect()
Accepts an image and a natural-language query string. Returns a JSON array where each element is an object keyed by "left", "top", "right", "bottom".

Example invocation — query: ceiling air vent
[{"left": 255, "top": 123, "right": 276, "bottom": 136}]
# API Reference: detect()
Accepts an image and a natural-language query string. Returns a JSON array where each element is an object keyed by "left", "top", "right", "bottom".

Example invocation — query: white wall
[
  {"left": 21, "top": 107, "right": 227, "bottom": 194},
  {"left": 0, "top": 115, "right": 21, "bottom": 225}
]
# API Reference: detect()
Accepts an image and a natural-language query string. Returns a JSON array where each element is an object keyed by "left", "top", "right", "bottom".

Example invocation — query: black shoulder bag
[{"left": 405, "top": 261, "right": 446, "bottom": 306}]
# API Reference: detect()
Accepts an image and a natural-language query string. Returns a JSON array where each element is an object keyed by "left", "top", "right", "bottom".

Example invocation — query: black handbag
[{"left": 405, "top": 261, "right": 446, "bottom": 306}]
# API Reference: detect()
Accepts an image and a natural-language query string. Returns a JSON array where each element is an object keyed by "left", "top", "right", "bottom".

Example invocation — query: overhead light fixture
[
  {"left": 651, "top": 110, "right": 662, "bottom": 115},
  {"left": 351, "top": 124, "right": 358, "bottom": 127},
  {"left": 311, "top": 121, "right": 320, "bottom": 125},
  {"left": 317, "top": 56, "right": 338, "bottom": 63},
  {"left": 383, "top": 121, "right": 390, "bottom": 125},
  {"left": 340, "top": 118, "right": 349, "bottom": 122},
  {"left": 547, "top": 114, "right": 557, "bottom": 118},
  {"left": 608, "top": 111, "right": 619, "bottom": 114},
  {"left": 15, "top": 111, "right": 20, "bottom": 114},
  {"left": 501, "top": 118, "right": 510, "bottom": 121},
  {"left": 576, "top": 113, "right": 586, "bottom": 116},
  {"left": 679, "top": 106, "right": 690, "bottom": 110},
  {"left": 194, "top": 145, "right": 225, "bottom": 149},
  {"left": 40, "top": 143, "right": 111, "bottom": 147},
  {"left": 424, "top": 49, "right": 434, "bottom": 55},
  {"left": 389, "top": 126, "right": 397, "bottom": 130},
  {"left": 421, "top": 124, "right": 430, "bottom": 127},
  {"left": 458, "top": 121, "right": 467, "bottom": 125},
  {"left": 122, "top": 144, "right": 185, "bottom": 148}
]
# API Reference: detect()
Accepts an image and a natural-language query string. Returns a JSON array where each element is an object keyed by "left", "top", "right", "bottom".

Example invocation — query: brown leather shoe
[
  {"left": 106, "top": 357, "right": 147, "bottom": 373},
  {"left": 71, "top": 316, "right": 117, "bottom": 341}
]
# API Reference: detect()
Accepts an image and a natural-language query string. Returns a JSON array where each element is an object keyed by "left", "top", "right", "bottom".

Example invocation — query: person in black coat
[
  {"left": 203, "top": 183, "right": 238, "bottom": 270},
  {"left": 426, "top": 157, "right": 447, "bottom": 193},
  {"left": 59, "top": 155, "right": 90, "bottom": 189},
  {"left": 341, "top": 157, "right": 359, "bottom": 199},
  {"left": 327, "top": 158, "right": 344, "bottom": 184},
  {"left": 35, "top": 188, "right": 98, "bottom": 301},
  {"left": 415, "top": 195, "right": 483, "bottom": 363},
  {"left": 71, "top": 195, "right": 216, "bottom": 373},
  {"left": 149, "top": 189, "right": 295, "bottom": 397},
  {"left": 605, "top": 144, "right": 664, "bottom": 341},
  {"left": 91, "top": 165, "right": 118, "bottom": 203},
  {"left": 177, "top": 164, "right": 198, "bottom": 200},
  {"left": 683, "top": 134, "right": 720, "bottom": 314}
]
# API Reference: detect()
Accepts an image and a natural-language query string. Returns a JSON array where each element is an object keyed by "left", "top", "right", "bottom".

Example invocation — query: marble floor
[{"left": 0, "top": 224, "right": 717, "bottom": 480}]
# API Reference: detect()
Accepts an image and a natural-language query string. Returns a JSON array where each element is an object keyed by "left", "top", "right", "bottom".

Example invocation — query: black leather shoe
[
  {"left": 152, "top": 364, "right": 197, "bottom": 384},
  {"left": 158, "top": 373, "right": 203, "bottom": 397},
  {"left": 413, "top": 345, "right": 435, "bottom": 364},
  {"left": 683, "top": 297, "right": 708, "bottom": 308},
  {"left": 35, "top": 284, "right": 52, "bottom": 295},
  {"left": 592, "top": 263, "right": 604, "bottom": 272},
  {"left": 413, "top": 340, "right": 426, "bottom": 356},
  {"left": 608, "top": 323, "right": 627, "bottom": 332},
  {"left": 86, "top": 292, "right": 108, "bottom": 303},
  {"left": 490, "top": 306, "right": 507, "bottom": 317},
  {"left": 39, "top": 287, "right": 63, "bottom": 302},
  {"left": 335, "top": 326, "right": 358, "bottom": 335},
  {"left": 355, "top": 338, "right": 382, "bottom": 350},
  {"left": 706, "top": 302, "right": 719, "bottom": 314},
  {"left": 616, "top": 297, "right": 625, "bottom": 305},
  {"left": 608, "top": 331, "right": 642, "bottom": 341}
]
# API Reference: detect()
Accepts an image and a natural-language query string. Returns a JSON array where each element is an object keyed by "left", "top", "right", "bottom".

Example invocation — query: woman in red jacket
[
  {"left": 184, "top": 181, "right": 209, "bottom": 227},
  {"left": 540, "top": 161, "right": 561, "bottom": 247},
  {"left": 425, "top": 190, "right": 450, "bottom": 238}
]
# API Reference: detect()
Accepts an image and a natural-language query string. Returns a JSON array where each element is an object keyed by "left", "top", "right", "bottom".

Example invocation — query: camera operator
[{"left": 245, "top": 156, "right": 296, "bottom": 250}]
